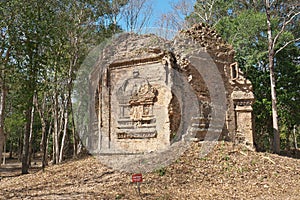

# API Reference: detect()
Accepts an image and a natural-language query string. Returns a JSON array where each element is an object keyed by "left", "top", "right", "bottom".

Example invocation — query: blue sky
[
  {"left": 149, "top": 0, "right": 172, "bottom": 27},
  {"left": 152, "top": 0, "right": 173, "bottom": 16},
  {"left": 150, "top": 0, "right": 186, "bottom": 26}
]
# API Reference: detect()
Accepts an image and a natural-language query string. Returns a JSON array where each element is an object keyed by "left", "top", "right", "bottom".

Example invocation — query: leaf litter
[{"left": 0, "top": 142, "right": 299, "bottom": 199}]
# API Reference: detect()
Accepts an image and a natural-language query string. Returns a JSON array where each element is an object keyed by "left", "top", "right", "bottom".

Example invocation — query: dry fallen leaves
[{"left": 0, "top": 142, "right": 299, "bottom": 199}]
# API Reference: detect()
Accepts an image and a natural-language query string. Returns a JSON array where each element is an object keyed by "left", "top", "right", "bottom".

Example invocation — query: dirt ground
[{"left": 0, "top": 142, "right": 299, "bottom": 199}]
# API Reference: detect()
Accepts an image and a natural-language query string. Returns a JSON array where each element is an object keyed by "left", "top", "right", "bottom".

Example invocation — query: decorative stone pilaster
[{"left": 230, "top": 63, "right": 255, "bottom": 146}]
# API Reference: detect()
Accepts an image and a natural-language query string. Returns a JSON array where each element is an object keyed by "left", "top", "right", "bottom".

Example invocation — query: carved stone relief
[{"left": 116, "top": 70, "right": 158, "bottom": 139}]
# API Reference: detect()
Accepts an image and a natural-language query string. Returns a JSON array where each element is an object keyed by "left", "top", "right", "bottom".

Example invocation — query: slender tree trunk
[
  {"left": 40, "top": 123, "right": 46, "bottom": 152},
  {"left": 71, "top": 104, "right": 78, "bottom": 158},
  {"left": 286, "top": 127, "right": 291, "bottom": 150},
  {"left": 52, "top": 126, "right": 56, "bottom": 164},
  {"left": 59, "top": 66, "right": 74, "bottom": 162},
  {"left": 22, "top": 90, "right": 35, "bottom": 173},
  {"left": 39, "top": 104, "right": 46, "bottom": 155},
  {"left": 0, "top": 85, "right": 6, "bottom": 166},
  {"left": 0, "top": 48, "right": 9, "bottom": 166},
  {"left": 265, "top": 0, "right": 280, "bottom": 153},
  {"left": 269, "top": 58, "right": 280, "bottom": 153},
  {"left": 58, "top": 100, "right": 65, "bottom": 159},
  {"left": 9, "top": 140, "right": 13, "bottom": 159},
  {"left": 293, "top": 125, "right": 298, "bottom": 149},
  {"left": 66, "top": 34, "right": 79, "bottom": 158},
  {"left": 41, "top": 122, "right": 47, "bottom": 168},
  {"left": 2, "top": 136, "right": 6, "bottom": 165},
  {"left": 28, "top": 104, "right": 35, "bottom": 167},
  {"left": 18, "top": 134, "right": 23, "bottom": 161},
  {"left": 45, "top": 121, "right": 52, "bottom": 168},
  {"left": 0, "top": 132, "right": 4, "bottom": 166},
  {"left": 59, "top": 105, "right": 68, "bottom": 163},
  {"left": 34, "top": 92, "right": 49, "bottom": 169},
  {"left": 53, "top": 88, "right": 60, "bottom": 164},
  {"left": 40, "top": 120, "right": 48, "bottom": 169},
  {"left": 22, "top": 106, "right": 33, "bottom": 174}
]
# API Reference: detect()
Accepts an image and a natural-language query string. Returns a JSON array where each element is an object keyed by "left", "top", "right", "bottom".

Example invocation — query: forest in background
[{"left": 0, "top": 0, "right": 299, "bottom": 174}]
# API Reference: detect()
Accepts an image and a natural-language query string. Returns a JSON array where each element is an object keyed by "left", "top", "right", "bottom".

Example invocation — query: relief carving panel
[{"left": 116, "top": 70, "right": 158, "bottom": 139}]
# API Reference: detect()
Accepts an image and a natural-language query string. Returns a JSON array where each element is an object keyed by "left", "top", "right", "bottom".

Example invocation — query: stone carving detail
[{"left": 116, "top": 70, "right": 158, "bottom": 139}]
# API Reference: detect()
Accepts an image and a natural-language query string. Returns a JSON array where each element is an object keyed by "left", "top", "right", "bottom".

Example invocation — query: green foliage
[
  {"left": 115, "top": 194, "right": 125, "bottom": 200},
  {"left": 215, "top": 10, "right": 267, "bottom": 67},
  {"left": 156, "top": 167, "right": 167, "bottom": 176},
  {"left": 1, "top": 0, "right": 128, "bottom": 159},
  {"left": 5, "top": 112, "right": 25, "bottom": 153},
  {"left": 222, "top": 154, "right": 230, "bottom": 161}
]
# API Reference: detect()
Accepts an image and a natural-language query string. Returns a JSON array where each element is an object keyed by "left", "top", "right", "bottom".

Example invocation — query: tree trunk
[
  {"left": 71, "top": 104, "right": 78, "bottom": 158},
  {"left": 0, "top": 135, "right": 3, "bottom": 166},
  {"left": 28, "top": 104, "right": 35, "bottom": 167},
  {"left": 40, "top": 122, "right": 48, "bottom": 171},
  {"left": 45, "top": 123, "right": 52, "bottom": 167},
  {"left": 22, "top": 92, "right": 35, "bottom": 174},
  {"left": 293, "top": 125, "right": 298, "bottom": 149},
  {"left": 0, "top": 47, "right": 9, "bottom": 167},
  {"left": 43, "top": 121, "right": 52, "bottom": 170},
  {"left": 53, "top": 90, "right": 60, "bottom": 164},
  {"left": 9, "top": 140, "right": 13, "bottom": 159},
  {"left": 68, "top": 31, "right": 79, "bottom": 158},
  {"left": 52, "top": 123, "right": 56, "bottom": 164},
  {"left": 18, "top": 134, "right": 23, "bottom": 161},
  {"left": 59, "top": 107, "right": 68, "bottom": 163},
  {"left": 41, "top": 122, "right": 47, "bottom": 169},
  {"left": 286, "top": 127, "right": 291, "bottom": 151},
  {"left": 0, "top": 84, "right": 6, "bottom": 166},
  {"left": 265, "top": 0, "right": 280, "bottom": 153},
  {"left": 2, "top": 136, "right": 6, "bottom": 165},
  {"left": 39, "top": 105, "right": 46, "bottom": 155},
  {"left": 22, "top": 107, "right": 32, "bottom": 174},
  {"left": 34, "top": 92, "right": 49, "bottom": 170},
  {"left": 269, "top": 58, "right": 280, "bottom": 153},
  {"left": 39, "top": 120, "right": 48, "bottom": 169}
]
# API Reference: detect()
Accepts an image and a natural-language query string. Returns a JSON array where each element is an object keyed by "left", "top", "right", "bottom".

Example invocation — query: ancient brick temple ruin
[{"left": 88, "top": 24, "right": 255, "bottom": 154}]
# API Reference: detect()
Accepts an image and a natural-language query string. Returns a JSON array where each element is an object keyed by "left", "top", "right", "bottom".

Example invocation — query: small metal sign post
[{"left": 132, "top": 173, "right": 143, "bottom": 196}]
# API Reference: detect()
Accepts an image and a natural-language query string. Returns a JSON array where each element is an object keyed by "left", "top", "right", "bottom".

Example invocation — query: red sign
[{"left": 132, "top": 173, "right": 143, "bottom": 183}]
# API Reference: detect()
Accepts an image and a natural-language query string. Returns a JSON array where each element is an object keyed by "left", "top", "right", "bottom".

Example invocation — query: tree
[
  {"left": 276, "top": 44, "right": 300, "bottom": 149},
  {"left": 264, "top": 0, "right": 299, "bottom": 153},
  {"left": 103, "top": 0, "right": 128, "bottom": 34},
  {"left": 0, "top": 0, "right": 12, "bottom": 166},
  {"left": 0, "top": 72, "right": 7, "bottom": 166},
  {"left": 155, "top": 0, "right": 195, "bottom": 39},
  {"left": 120, "top": 0, "right": 153, "bottom": 32},
  {"left": 190, "top": 0, "right": 235, "bottom": 26}
]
